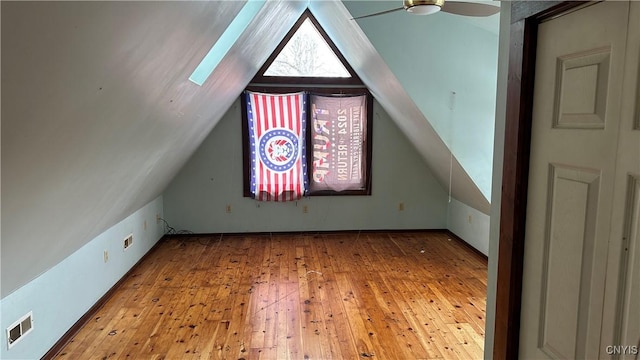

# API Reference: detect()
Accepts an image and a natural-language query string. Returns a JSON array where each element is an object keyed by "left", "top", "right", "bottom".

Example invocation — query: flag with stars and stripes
[{"left": 245, "top": 91, "right": 308, "bottom": 201}]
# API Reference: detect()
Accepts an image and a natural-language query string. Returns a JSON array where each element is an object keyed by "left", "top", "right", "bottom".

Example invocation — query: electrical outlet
[
  {"left": 124, "top": 234, "right": 133, "bottom": 250},
  {"left": 398, "top": 202, "right": 404, "bottom": 211},
  {"left": 144, "top": 220, "right": 147, "bottom": 231},
  {"left": 303, "top": 205, "right": 308, "bottom": 213},
  {"left": 468, "top": 215, "right": 473, "bottom": 224},
  {"left": 103, "top": 250, "right": 109, "bottom": 263},
  {"left": 225, "top": 204, "right": 232, "bottom": 213},
  {"left": 156, "top": 214, "right": 161, "bottom": 224}
]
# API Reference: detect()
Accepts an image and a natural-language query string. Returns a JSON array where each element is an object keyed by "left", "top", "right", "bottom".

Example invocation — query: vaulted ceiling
[{"left": 1, "top": 1, "right": 499, "bottom": 297}]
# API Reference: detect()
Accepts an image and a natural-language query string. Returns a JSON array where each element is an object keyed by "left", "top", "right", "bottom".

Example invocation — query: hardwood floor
[{"left": 55, "top": 231, "right": 487, "bottom": 359}]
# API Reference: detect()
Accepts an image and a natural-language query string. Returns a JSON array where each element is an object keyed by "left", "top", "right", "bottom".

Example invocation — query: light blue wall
[
  {"left": 164, "top": 99, "right": 449, "bottom": 233},
  {"left": 447, "top": 197, "right": 490, "bottom": 256},
  {"left": 0, "top": 197, "right": 164, "bottom": 360},
  {"left": 343, "top": 1, "right": 498, "bottom": 200}
]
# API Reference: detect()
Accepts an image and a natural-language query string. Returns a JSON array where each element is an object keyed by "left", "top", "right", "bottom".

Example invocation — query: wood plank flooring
[{"left": 55, "top": 231, "right": 487, "bottom": 359}]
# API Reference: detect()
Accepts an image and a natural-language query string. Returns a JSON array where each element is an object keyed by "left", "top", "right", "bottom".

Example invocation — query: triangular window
[
  {"left": 252, "top": 10, "right": 362, "bottom": 85},
  {"left": 243, "top": 10, "right": 372, "bottom": 199},
  {"left": 264, "top": 18, "right": 350, "bottom": 78}
]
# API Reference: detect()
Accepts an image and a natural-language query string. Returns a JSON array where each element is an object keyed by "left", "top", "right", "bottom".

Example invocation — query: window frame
[
  {"left": 241, "top": 10, "right": 374, "bottom": 198},
  {"left": 252, "top": 10, "right": 364, "bottom": 86},
  {"left": 241, "top": 87, "right": 373, "bottom": 197}
]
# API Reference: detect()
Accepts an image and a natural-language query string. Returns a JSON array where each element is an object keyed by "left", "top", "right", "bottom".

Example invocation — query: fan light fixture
[
  {"left": 404, "top": 0, "right": 444, "bottom": 15},
  {"left": 350, "top": 0, "right": 499, "bottom": 21}
]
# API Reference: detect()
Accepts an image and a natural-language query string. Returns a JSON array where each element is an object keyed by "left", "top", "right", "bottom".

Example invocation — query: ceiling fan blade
[
  {"left": 441, "top": 1, "right": 500, "bottom": 17},
  {"left": 351, "top": 7, "right": 404, "bottom": 20}
]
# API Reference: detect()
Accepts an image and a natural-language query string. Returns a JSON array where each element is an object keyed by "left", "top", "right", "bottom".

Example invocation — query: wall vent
[
  {"left": 123, "top": 234, "right": 133, "bottom": 250},
  {"left": 6, "top": 311, "right": 33, "bottom": 349}
]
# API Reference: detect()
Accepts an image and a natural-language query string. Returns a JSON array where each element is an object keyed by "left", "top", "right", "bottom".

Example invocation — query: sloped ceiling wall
[
  {"left": 340, "top": 1, "right": 499, "bottom": 200},
  {"left": 1, "top": 0, "right": 494, "bottom": 297},
  {"left": 0, "top": 0, "right": 306, "bottom": 297},
  {"left": 309, "top": 0, "right": 491, "bottom": 212}
]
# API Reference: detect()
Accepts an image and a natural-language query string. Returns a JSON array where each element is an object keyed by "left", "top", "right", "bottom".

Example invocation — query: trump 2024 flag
[{"left": 246, "top": 91, "right": 308, "bottom": 201}]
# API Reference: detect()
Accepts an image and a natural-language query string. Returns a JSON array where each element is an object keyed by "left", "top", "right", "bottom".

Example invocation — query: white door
[
  {"left": 601, "top": 2, "right": 640, "bottom": 358},
  {"left": 519, "top": 1, "right": 639, "bottom": 359}
]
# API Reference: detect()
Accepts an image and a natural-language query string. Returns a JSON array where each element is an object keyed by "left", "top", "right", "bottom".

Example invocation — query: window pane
[
  {"left": 264, "top": 18, "right": 351, "bottom": 78},
  {"left": 310, "top": 94, "right": 367, "bottom": 192}
]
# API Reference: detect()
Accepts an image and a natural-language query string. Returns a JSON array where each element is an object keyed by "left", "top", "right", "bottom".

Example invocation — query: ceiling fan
[{"left": 351, "top": 0, "right": 500, "bottom": 20}]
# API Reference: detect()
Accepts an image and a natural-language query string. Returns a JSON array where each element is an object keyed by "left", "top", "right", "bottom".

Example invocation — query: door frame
[{"left": 494, "top": 1, "right": 590, "bottom": 359}]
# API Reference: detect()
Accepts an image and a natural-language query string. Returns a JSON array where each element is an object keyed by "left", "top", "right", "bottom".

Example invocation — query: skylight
[
  {"left": 264, "top": 18, "right": 351, "bottom": 78},
  {"left": 189, "top": 0, "right": 265, "bottom": 86}
]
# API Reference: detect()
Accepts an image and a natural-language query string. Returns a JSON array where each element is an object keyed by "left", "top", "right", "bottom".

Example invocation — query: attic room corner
[
  {"left": 0, "top": 197, "right": 165, "bottom": 359},
  {"left": 447, "top": 197, "right": 490, "bottom": 256}
]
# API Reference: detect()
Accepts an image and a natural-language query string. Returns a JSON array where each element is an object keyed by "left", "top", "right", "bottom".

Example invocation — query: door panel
[
  {"left": 520, "top": 2, "right": 631, "bottom": 359},
  {"left": 539, "top": 165, "right": 600, "bottom": 359},
  {"left": 616, "top": 176, "right": 640, "bottom": 359},
  {"left": 602, "top": 2, "right": 640, "bottom": 358}
]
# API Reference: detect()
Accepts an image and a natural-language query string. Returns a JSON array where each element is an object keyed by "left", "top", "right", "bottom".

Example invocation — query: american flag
[{"left": 246, "top": 91, "right": 307, "bottom": 201}]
